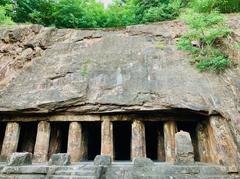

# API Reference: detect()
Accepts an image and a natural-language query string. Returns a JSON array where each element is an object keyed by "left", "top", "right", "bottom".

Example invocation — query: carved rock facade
[{"left": 0, "top": 17, "right": 240, "bottom": 177}]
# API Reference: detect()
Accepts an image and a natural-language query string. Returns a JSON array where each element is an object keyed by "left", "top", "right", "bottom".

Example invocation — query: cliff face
[{"left": 0, "top": 17, "right": 240, "bottom": 144}]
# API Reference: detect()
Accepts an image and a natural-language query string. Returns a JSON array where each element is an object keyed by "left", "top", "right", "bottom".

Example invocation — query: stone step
[
  {"left": 54, "top": 170, "right": 95, "bottom": 175},
  {"left": 47, "top": 175, "right": 95, "bottom": 179},
  {"left": 130, "top": 165, "right": 228, "bottom": 176},
  {"left": 131, "top": 175, "right": 240, "bottom": 179}
]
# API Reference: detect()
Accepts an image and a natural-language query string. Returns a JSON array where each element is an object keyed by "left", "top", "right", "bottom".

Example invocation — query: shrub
[
  {"left": 54, "top": 0, "right": 106, "bottom": 28},
  {"left": 130, "top": 0, "right": 183, "bottom": 23},
  {"left": 0, "top": 4, "right": 14, "bottom": 25},
  {"left": 177, "top": 10, "right": 231, "bottom": 72},
  {"left": 142, "top": 1, "right": 181, "bottom": 23},
  {"left": 13, "top": 0, "right": 55, "bottom": 26},
  {"left": 196, "top": 55, "right": 230, "bottom": 72},
  {"left": 190, "top": 0, "right": 240, "bottom": 13}
]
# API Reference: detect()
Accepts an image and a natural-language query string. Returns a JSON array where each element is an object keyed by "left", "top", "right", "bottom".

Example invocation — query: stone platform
[{"left": 0, "top": 162, "right": 239, "bottom": 179}]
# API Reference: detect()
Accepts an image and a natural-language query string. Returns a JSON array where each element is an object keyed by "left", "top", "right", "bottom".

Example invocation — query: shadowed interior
[
  {"left": 17, "top": 122, "right": 37, "bottom": 153},
  {"left": 48, "top": 122, "right": 69, "bottom": 158},
  {"left": 113, "top": 122, "right": 131, "bottom": 161}
]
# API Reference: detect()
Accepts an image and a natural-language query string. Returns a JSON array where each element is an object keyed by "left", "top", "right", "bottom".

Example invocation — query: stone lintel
[
  {"left": 33, "top": 121, "right": 51, "bottom": 163},
  {"left": 67, "top": 122, "right": 82, "bottom": 162},
  {"left": 101, "top": 117, "right": 113, "bottom": 158},
  {"left": 164, "top": 121, "right": 177, "bottom": 162},
  {"left": 1, "top": 122, "right": 20, "bottom": 160},
  {"left": 131, "top": 120, "right": 146, "bottom": 159}
]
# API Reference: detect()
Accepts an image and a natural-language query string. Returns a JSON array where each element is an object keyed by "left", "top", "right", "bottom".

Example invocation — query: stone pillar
[
  {"left": 80, "top": 128, "right": 88, "bottom": 161},
  {"left": 157, "top": 129, "right": 165, "bottom": 161},
  {"left": 131, "top": 120, "right": 146, "bottom": 159},
  {"left": 1, "top": 122, "right": 20, "bottom": 160},
  {"left": 67, "top": 122, "right": 82, "bottom": 162},
  {"left": 208, "top": 116, "right": 240, "bottom": 172},
  {"left": 33, "top": 121, "right": 51, "bottom": 163},
  {"left": 164, "top": 121, "right": 177, "bottom": 162},
  {"left": 101, "top": 118, "right": 113, "bottom": 158},
  {"left": 196, "top": 122, "right": 212, "bottom": 163}
]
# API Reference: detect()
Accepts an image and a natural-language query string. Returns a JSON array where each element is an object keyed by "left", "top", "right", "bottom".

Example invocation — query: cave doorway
[
  {"left": 145, "top": 121, "right": 165, "bottom": 161},
  {"left": 113, "top": 122, "right": 131, "bottom": 161},
  {"left": 177, "top": 121, "right": 199, "bottom": 161},
  {"left": 82, "top": 122, "right": 101, "bottom": 160},
  {"left": 0, "top": 123, "right": 6, "bottom": 153},
  {"left": 48, "top": 122, "right": 69, "bottom": 158},
  {"left": 17, "top": 122, "right": 37, "bottom": 153}
]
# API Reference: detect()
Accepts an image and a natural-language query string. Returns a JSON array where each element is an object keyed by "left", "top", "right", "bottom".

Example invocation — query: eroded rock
[
  {"left": 7, "top": 152, "right": 32, "bottom": 166},
  {"left": 94, "top": 155, "right": 112, "bottom": 166},
  {"left": 48, "top": 153, "right": 70, "bottom": 166},
  {"left": 175, "top": 131, "right": 194, "bottom": 164},
  {"left": 133, "top": 157, "right": 154, "bottom": 167}
]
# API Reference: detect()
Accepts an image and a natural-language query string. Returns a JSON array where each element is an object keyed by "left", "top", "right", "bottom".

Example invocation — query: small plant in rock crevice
[{"left": 177, "top": 10, "right": 232, "bottom": 73}]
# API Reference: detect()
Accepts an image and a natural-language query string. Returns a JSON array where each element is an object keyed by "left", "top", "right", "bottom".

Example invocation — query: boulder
[
  {"left": 133, "top": 157, "right": 154, "bottom": 167},
  {"left": 94, "top": 155, "right": 111, "bottom": 166},
  {"left": 48, "top": 153, "right": 70, "bottom": 166},
  {"left": 175, "top": 131, "right": 194, "bottom": 164},
  {"left": 7, "top": 152, "right": 32, "bottom": 166}
]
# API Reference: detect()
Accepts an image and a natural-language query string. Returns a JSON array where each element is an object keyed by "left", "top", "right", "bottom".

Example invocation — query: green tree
[
  {"left": 53, "top": 0, "right": 106, "bottom": 28},
  {"left": 13, "top": 0, "right": 55, "bottom": 26}
]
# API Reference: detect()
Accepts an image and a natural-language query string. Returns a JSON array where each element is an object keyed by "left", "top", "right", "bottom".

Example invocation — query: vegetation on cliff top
[
  {"left": 0, "top": 0, "right": 239, "bottom": 28},
  {"left": 177, "top": 11, "right": 232, "bottom": 73}
]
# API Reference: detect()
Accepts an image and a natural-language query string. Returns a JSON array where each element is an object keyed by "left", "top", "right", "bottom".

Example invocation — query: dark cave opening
[
  {"left": 113, "top": 122, "right": 131, "bottom": 161},
  {"left": 177, "top": 121, "right": 200, "bottom": 161},
  {"left": 48, "top": 122, "right": 69, "bottom": 158},
  {"left": 145, "top": 121, "right": 165, "bottom": 161},
  {"left": 82, "top": 122, "right": 101, "bottom": 160},
  {"left": 0, "top": 123, "right": 6, "bottom": 153},
  {"left": 17, "top": 122, "right": 37, "bottom": 153}
]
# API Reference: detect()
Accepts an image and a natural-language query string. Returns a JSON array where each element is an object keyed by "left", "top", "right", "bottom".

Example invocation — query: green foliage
[
  {"left": 104, "top": 1, "right": 135, "bottom": 27},
  {"left": 8, "top": 0, "right": 184, "bottom": 28},
  {"left": 129, "top": 0, "right": 183, "bottom": 23},
  {"left": 53, "top": 0, "right": 107, "bottom": 28},
  {"left": 190, "top": 0, "right": 240, "bottom": 13},
  {"left": 142, "top": 1, "right": 181, "bottom": 23},
  {"left": 0, "top": 0, "right": 239, "bottom": 29},
  {"left": 196, "top": 55, "right": 230, "bottom": 72},
  {"left": 0, "top": 0, "right": 12, "bottom": 6},
  {"left": 0, "top": 4, "right": 13, "bottom": 25},
  {"left": 13, "top": 0, "right": 55, "bottom": 26},
  {"left": 177, "top": 11, "right": 231, "bottom": 72}
]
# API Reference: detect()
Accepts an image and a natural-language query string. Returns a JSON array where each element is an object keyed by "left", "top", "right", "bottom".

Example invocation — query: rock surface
[
  {"left": 48, "top": 153, "right": 70, "bottom": 166},
  {"left": 133, "top": 157, "right": 154, "bottom": 167},
  {"left": 175, "top": 131, "right": 194, "bottom": 164},
  {"left": 94, "top": 155, "right": 112, "bottom": 166},
  {"left": 7, "top": 152, "right": 32, "bottom": 166}
]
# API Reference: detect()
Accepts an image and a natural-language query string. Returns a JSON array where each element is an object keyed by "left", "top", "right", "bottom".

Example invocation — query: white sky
[{"left": 98, "top": 0, "right": 113, "bottom": 8}]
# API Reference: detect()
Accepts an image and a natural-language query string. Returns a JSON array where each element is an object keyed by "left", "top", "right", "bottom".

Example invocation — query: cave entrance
[
  {"left": 113, "top": 122, "right": 131, "bottom": 161},
  {"left": 48, "top": 122, "right": 69, "bottom": 158},
  {"left": 82, "top": 122, "right": 101, "bottom": 161},
  {"left": 145, "top": 121, "right": 165, "bottom": 161},
  {"left": 177, "top": 121, "right": 199, "bottom": 161},
  {"left": 0, "top": 123, "right": 6, "bottom": 153},
  {"left": 17, "top": 122, "right": 37, "bottom": 153}
]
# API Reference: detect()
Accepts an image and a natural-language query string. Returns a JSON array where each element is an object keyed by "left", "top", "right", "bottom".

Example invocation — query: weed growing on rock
[{"left": 177, "top": 10, "right": 231, "bottom": 73}]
